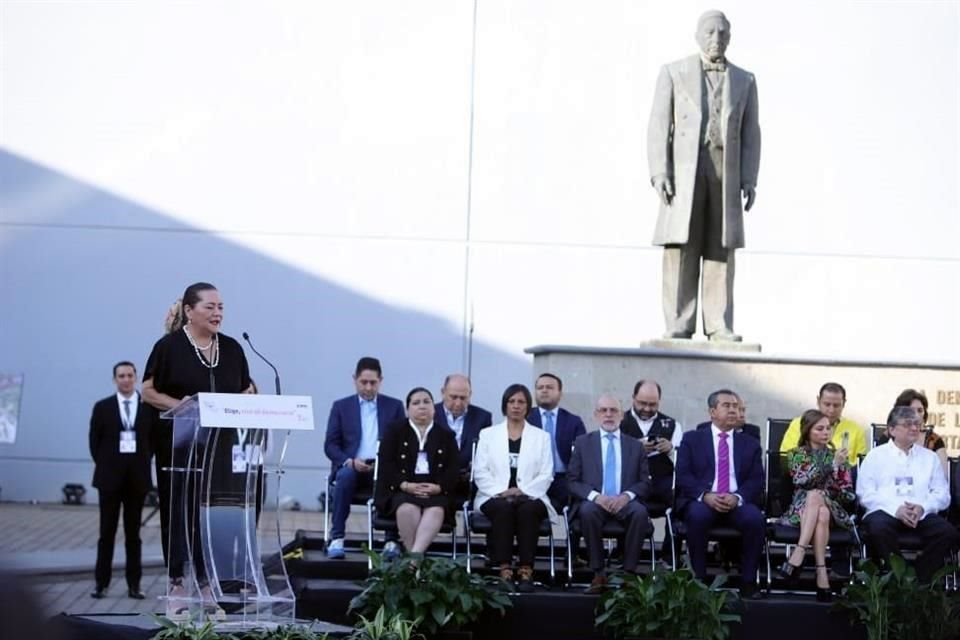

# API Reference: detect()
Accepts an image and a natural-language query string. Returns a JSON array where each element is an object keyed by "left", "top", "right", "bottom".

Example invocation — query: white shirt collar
[
  {"left": 632, "top": 409, "right": 658, "bottom": 424},
  {"left": 445, "top": 406, "right": 466, "bottom": 422},
  {"left": 408, "top": 420, "right": 434, "bottom": 447},
  {"left": 711, "top": 424, "right": 732, "bottom": 438}
]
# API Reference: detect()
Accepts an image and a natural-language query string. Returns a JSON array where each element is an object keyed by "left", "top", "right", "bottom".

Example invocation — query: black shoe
[
  {"left": 778, "top": 561, "right": 801, "bottom": 583},
  {"left": 740, "top": 584, "right": 764, "bottom": 600},
  {"left": 90, "top": 587, "right": 106, "bottom": 599},
  {"left": 516, "top": 566, "right": 535, "bottom": 593},
  {"left": 128, "top": 588, "right": 146, "bottom": 599},
  {"left": 816, "top": 587, "right": 832, "bottom": 603}
]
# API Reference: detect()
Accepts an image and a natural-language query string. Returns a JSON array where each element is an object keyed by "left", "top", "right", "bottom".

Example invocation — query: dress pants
[
  {"left": 95, "top": 486, "right": 146, "bottom": 590},
  {"left": 862, "top": 511, "right": 960, "bottom": 584},
  {"left": 579, "top": 500, "right": 650, "bottom": 573},
  {"left": 662, "top": 145, "right": 735, "bottom": 336},
  {"left": 480, "top": 497, "right": 547, "bottom": 566},
  {"left": 683, "top": 501, "right": 764, "bottom": 583}
]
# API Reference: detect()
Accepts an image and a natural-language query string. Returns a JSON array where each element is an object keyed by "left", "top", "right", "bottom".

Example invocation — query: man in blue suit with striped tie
[
  {"left": 323, "top": 357, "right": 405, "bottom": 559},
  {"left": 675, "top": 389, "right": 764, "bottom": 598}
]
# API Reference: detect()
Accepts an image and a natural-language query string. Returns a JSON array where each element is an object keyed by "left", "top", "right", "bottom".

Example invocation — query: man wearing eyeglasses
[{"left": 857, "top": 406, "right": 958, "bottom": 583}]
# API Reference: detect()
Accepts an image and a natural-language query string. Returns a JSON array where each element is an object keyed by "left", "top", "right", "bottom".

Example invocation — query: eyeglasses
[
  {"left": 894, "top": 421, "right": 921, "bottom": 429},
  {"left": 596, "top": 407, "right": 621, "bottom": 414}
]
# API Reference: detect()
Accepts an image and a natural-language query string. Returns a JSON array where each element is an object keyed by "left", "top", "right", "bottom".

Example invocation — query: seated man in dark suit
[
  {"left": 676, "top": 389, "right": 765, "bottom": 598},
  {"left": 323, "top": 357, "right": 405, "bottom": 559},
  {"left": 695, "top": 391, "right": 760, "bottom": 440},
  {"left": 432, "top": 374, "right": 493, "bottom": 483},
  {"left": 527, "top": 373, "right": 586, "bottom": 510},
  {"left": 568, "top": 394, "right": 651, "bottom": 593}
]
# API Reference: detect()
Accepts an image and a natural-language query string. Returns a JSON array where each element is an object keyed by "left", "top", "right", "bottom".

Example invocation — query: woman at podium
[
  {"left": 376, "top": 388, "right": 459, "bottom": 556},
  {"left": 141, "top": 282, "right": 253, "bottom": 616}
]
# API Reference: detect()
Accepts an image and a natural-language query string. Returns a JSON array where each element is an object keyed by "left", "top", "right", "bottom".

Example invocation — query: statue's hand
[
  {"left": 742, "top": 185, "right": 756, "bottom": 211},
  {"left": 652, "top": 175, "right": 674, "bottom": 206}
]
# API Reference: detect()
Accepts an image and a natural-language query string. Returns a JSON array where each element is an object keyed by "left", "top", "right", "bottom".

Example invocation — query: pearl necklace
[{"left": 183, "top": 326, "right": 220, "bottom": 368}]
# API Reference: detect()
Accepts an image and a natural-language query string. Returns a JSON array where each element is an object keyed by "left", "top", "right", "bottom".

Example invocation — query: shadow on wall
[{"left": 0, "top": 148, "right": 528, "bottom": 504}]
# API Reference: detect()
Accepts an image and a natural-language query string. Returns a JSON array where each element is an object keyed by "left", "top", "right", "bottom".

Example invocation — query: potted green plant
[
  {"left": 594, "top": 567, "right": 741, "bottom": 640},
  {"left": 149, "top": 614, "right": 237, "bottom": 640},
  {"left": 835, "top": 556, "right": 960, "bottom": 640},
  {"left": 348, "top": 606, "right": 423, "bottom": 640},
  {"left": 243, "top": 623, "right": 331, "bottom": 640},
  {"left": 348, "top": 551, "right": 512, "bottom": 639}
]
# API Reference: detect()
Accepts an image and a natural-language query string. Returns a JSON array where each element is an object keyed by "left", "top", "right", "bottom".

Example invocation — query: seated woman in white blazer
[{"left": 473, "top": 383, "right": 556, "bottom": 592}]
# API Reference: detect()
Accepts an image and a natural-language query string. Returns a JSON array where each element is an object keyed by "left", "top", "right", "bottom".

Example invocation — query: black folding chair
[
  {"left": 763, "top": 449, "right": 861, "bottom": 593},
  {"left": 366, "top": 447, "right": 458, "bottom": 569},
  {"left": 461, "top": 442, "right": 561, "bottom": 581}
]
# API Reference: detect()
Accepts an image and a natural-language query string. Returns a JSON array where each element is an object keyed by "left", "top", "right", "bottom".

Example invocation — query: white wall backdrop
[{"left": 1, "top": 0, "right": 958, "bottom": 503}]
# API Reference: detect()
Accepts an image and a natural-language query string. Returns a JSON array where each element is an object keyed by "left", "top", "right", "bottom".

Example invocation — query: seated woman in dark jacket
[{"left": 376, "top": 387, "right": 459, "bottom": 555}]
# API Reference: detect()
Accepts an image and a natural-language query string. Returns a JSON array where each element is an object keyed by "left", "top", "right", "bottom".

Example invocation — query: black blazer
[
  {"left": 375, "top": 419, "right": 460, "bottom": 513},
  {"left": 89, "top": 393, "right": 152, "bottom": 493},
  {"left": 433, "top": 402, "right": 493, "bottom": 470},
  {"left": 568, "top": 430, "right": 651, "bottom": 518},
  {"left": 695, "top": 420, "right": 761, "bottom": 441}
]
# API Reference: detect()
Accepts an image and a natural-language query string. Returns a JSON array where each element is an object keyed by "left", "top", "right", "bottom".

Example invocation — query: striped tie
[{"left": 716, "top": 432, "right": 730, "bottom": 493}]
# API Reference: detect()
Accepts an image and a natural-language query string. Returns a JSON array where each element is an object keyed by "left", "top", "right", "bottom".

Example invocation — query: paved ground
[{"left": 0, "top": 502, "right": 347, "bottom": 618}]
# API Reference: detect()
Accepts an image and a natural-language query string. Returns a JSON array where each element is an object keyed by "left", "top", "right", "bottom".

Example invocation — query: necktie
[
  {"left": 603, "top": 434, "right": 618, "bottom": 496},
  {"left": 702, "top": 61, "right": 727, "bottom": 72},
  {"left": 716, "top": 432, "right": 730, "bottom": 493},
  {"left": 545, "top": 411, "right": 562, "bottom": 472},
  {"left": 123, "top": 399, "right": 132, "bottom": 430}
]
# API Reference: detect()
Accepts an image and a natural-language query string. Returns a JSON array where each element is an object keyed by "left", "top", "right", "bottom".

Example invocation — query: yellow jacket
[{"left": 779, "top": 416, "right": 868, "bottom": 460}]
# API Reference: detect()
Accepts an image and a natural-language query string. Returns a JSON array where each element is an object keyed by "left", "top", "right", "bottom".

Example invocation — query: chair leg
[
  {"left": 367, "top": 501, "right": 374, "bottom": 571},
  {"left": 649, "top": 530, "right": 656, "bottom": 571},
  {"left": 323, "top": 476, "right": 331, "bottom": 544},
  {"left": 549, "top": 529, "right": 555, "bottom": 582},
  {"left": 463, "top": 507, "right": 472, "bottom": 574}
]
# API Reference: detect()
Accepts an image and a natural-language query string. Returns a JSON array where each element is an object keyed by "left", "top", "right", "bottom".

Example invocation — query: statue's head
[{"left": 695, "top": 10, "right": 731, "bottom": 62}]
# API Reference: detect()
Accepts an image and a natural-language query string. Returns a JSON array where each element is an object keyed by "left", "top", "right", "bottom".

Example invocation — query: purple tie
[{"left": 716, "top": 432, "right": 730, "bottom": 494}]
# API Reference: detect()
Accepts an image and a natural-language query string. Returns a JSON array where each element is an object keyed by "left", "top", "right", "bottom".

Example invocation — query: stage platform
[{"left": 287, "top": 530, "right": 869, "bottom": 640}]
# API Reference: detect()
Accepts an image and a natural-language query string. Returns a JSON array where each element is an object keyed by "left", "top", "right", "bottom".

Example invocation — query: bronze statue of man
[{"left": 647, "top": 10, "right": 760, "bottom": 342}]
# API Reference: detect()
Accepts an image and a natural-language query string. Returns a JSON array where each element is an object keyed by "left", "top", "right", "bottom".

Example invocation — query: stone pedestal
[{"left": 526, "top": 344, "right": 960, "bottom": 455}]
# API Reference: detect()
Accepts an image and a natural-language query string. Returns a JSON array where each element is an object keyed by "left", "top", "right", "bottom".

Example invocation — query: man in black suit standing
[
  {"left": 527, "top": 373, "right": 586, "bottom": 510},
  {"left": 432, "top": 374, "right": 492, "bottom": 474},
  {"left": 89, "top": 361, "right": 152, "bottom": 599},
  {"left": 569, "top": 394, "right": 651, "bottom": 593}
]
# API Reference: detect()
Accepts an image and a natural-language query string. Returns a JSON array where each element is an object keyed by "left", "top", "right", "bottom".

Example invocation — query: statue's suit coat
[{"left": 647, "top": 54, "right": 760, "bottom": 250}]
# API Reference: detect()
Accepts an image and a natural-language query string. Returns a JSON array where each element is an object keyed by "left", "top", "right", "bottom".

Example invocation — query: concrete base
[
  {"left": 646, "top": 338, "right": 762, "bottom": 353},
  {"left": 526, "top": 344, "right": 960, "bottom": 455}
]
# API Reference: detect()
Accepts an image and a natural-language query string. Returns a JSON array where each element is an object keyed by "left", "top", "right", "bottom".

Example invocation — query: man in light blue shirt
[{"left": 323, "top": 357, "right": 405, "bottom": 559}]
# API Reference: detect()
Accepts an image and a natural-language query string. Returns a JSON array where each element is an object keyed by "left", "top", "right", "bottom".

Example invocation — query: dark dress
[
  {"left": 375, "top": 420, "right": 459, "bottom": 519},
  {"left": 779, "top": 446, "right": 855, "bottom": 529},
  {"left": 143, "top": 328, "right": 251, "bottom": 579}
]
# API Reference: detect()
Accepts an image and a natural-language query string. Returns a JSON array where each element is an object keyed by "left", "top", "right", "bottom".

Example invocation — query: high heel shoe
[
  {"left": 815, "top": 565, "right": 832, "bottom": 603},
  {"left": 778, "top": 544, "right": 809, "bottom": 582}
]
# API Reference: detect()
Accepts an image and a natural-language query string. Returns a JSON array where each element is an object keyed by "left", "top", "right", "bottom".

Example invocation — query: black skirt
[{"left": 385, "top": 474, "right": 450, "bottom": 516}]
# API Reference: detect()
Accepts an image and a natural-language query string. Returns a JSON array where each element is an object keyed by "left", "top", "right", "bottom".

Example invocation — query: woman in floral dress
[{"left": 778, "top": 409, "right": 856, "bottom": 600}]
